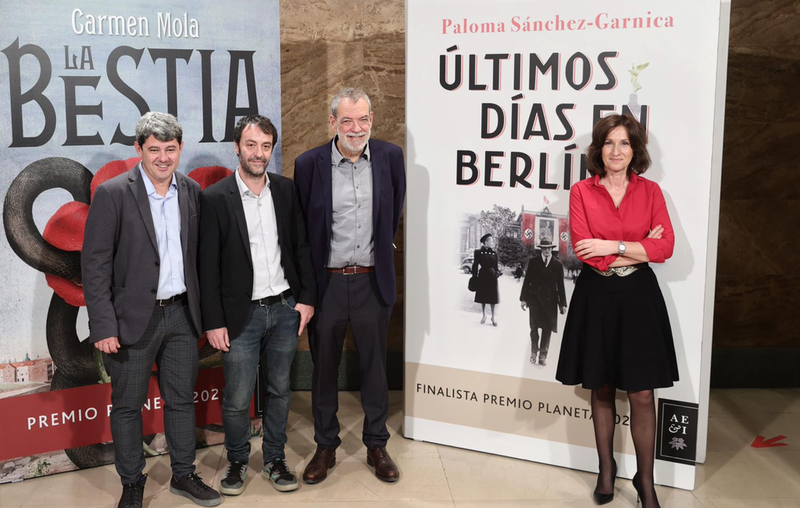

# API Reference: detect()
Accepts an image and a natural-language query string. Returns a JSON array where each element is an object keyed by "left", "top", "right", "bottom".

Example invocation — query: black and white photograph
[{"left": 456, "top": 202, "right": 579, "bottom": 375}]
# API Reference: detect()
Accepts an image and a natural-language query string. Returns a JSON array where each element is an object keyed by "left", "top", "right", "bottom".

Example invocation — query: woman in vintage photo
[
  {"left": 555, "top": 114, "right": 678, "bottom": 508},
  {"left": 472, "top": 233, "right": 500, "bottom": 326}
]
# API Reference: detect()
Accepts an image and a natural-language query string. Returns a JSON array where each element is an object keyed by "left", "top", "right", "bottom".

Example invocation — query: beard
[
  {"left": 239, "top": 155, "right": 269, "bottom": 178},
  {"left": 337, "top": 129, "right": 370, "bottom": 154}
]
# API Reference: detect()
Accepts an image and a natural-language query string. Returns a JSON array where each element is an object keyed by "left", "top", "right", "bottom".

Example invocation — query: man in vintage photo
[
  {"left": 520, "top": 238, "right": 567, "bottom": 366},
  {"left": 294, "top": 87, "right": 406, "bottom": 484},
  {"left": 197, "top": 115, "right": 316, "bottom": 496},
  {"left": 82, "top": 112, "right": 221, "bottom": 508}
]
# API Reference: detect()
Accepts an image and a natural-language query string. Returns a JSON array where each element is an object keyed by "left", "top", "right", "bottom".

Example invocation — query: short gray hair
[
  {"left": 135, "top": 112, "right": 183, "bottom": 147},
  {"left": 331, "top": 88, "right": 372, "bottom": 118}
]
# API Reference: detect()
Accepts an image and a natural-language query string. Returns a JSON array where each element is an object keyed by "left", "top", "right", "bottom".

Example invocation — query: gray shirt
[{"left": 328, "top": 138, "right": 375, "bottom": 268}]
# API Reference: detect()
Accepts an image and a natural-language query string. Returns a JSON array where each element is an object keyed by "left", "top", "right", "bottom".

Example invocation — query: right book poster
[{"left": 404, "top": 0, "right": 730, "bottom": 490}]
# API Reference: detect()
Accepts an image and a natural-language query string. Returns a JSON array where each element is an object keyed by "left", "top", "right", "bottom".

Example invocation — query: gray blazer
[{"left": 82, "top": 165, "right": 202, "bottom": 344}]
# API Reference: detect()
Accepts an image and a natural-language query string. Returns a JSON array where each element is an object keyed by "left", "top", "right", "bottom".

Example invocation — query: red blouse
[{"left": 569, "top": 173, "right": 675, "bottom": 271}]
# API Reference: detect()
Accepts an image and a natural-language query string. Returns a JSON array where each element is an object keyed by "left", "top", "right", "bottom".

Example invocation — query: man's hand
[
  {"left": 647, "top": 225, "right": 664, "bottom": 239},
  {"left": 574, "top": 238, "right": 618, "bottom": 259},
  {"left": 520, "top": 302, "right": 528, "bottom": 311},
  {"left": 559, "top": 305, "right": 566, "bottom": 315},
  {"left": 94, "top": 336, "right": 121, "bottom": 354},
  {"left": 207, "top": 327, "right": 230, "bottom": 352},
  {"left": 295, "top": 303, "right": 314, "bottom": 336}
]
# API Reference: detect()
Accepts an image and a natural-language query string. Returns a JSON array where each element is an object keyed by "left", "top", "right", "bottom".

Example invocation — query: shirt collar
[
  {"left": 591, "top": 172, "right": 641, "bottom": 186},
  {"left": 235, "top": 167, "right": 269, "bottom": 197},
  {"left": 139, "top": 164, "right": 177, "bottom": 197},
  {"left": 331, "top": 136, "right": 371, "bottom": 163}
]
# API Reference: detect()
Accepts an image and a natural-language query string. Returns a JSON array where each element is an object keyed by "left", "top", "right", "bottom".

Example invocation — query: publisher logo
[{"left": 656, "top": 398, "right": 698, "bottom": 465}]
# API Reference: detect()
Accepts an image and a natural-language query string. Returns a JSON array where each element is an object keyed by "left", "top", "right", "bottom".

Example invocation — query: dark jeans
[
  {"left": 309, "top": 272, "right": 391, "bottom": 450},
  {"left": 107, "top": 299, "right": 199, "bottom": 485},
  {"left": 221, "top": 294, "right": 299, "bottom": 464}
]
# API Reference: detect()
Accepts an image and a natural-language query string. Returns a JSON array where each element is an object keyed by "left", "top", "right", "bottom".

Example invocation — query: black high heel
[
  {"left": 593, "top": 458, "right": 616, "bottom": 505},
  {"left": 632, "top": 472, "right": 661, "bottom": 508}
]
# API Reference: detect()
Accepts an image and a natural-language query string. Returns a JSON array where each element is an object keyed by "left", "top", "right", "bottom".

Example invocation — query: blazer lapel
[
  {"left": 369, "top": 139, "right": 383, "bottom": 230},
  {"left": 128, "top": 166, "right": 158, "bottom": 253},
  {"left": 177, "top": 175, "right": 189, "bottom": 258},
  {"left": 267, "top": 173, "right": 285, "bottom": 245},
  {"left": 227, "top": 174, "right": 253, "bottom": 267},
  {"left": 316, "top": 145, "right": 333, "bottom": 244}
]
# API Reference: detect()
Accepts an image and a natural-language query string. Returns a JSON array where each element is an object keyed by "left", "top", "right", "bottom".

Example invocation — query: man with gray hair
[
  {"left": 294, "top": 88, "right": 406, "bottom": 484},
  {"left": 83, "top": 112, "right": 221, "bottom": 508}
]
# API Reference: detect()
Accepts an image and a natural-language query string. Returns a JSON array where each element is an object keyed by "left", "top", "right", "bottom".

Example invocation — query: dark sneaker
[
  {"left": 118, "top": 474, "right": 146, "bottom": 508},
  {"left": 538, "top": 356, "right": 547, "bottom": 366},
  {"left": 263, "top": 458, "right": 299, "bottom": 492},
  {"left": 170, "top": 472, "right": 222, "bottom": 507},
  {"left": 220, "top": 460, "right": 248, "bottom": 496}
]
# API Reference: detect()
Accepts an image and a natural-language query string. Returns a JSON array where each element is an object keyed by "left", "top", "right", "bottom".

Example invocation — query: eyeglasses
[{"left": 338, "top": 116, "right": 371, "bottom": 129}]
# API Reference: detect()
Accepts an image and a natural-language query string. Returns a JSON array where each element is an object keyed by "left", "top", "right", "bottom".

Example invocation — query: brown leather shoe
[
  {"left": 366, "top": 446, "right": 399, "bottom": 482},
  {"left": 303, "top": 446, "right": 336, "bottom": 484}
]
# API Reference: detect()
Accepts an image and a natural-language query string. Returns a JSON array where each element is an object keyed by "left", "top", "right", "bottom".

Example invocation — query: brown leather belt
[
  {"left": 156, "top": 293, "right": 186, "bottom": 306},
  {"left": 327, "top": 265, "right": 374, "bottom": 275},
  {"left": 252, "top": 289, "right": 292, "bottom": 306}
]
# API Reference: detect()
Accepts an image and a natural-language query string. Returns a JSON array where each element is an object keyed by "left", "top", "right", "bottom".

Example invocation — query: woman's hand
[
  {"left": 647, "top": 225, "right": 664, "bottom": 239},
  {"left": 574, "top": 238, "right": 618, "bottom": 259}
]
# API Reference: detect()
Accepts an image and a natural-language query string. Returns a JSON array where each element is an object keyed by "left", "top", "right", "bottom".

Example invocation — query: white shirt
[
  {"left": 235, "top": 169, "right": 290, "bottom": 299},
  {"left": 139, "top": 166, "right": 186, "bottom": 299}
]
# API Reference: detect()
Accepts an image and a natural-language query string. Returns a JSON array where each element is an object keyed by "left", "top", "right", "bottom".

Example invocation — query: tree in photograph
[
  {"left": 478, "top": 205, "right": 516, "bottom": 238},
  {"left": 497, "top": 235, "right": 526, "bottom": 268},
  {"left": 562, "top": 241, "right": 583, "bottom": 278}
]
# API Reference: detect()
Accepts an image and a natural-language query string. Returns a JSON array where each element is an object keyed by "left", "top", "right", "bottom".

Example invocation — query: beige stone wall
[
  {"left": 280, "top": 0, "right": 406, "bottom": 352},
  {"left": 280, "top": 0, "right": 800, "bottom": 353},
  {"left": 713, "top": 0, "right": 800, "bottom": 348}
]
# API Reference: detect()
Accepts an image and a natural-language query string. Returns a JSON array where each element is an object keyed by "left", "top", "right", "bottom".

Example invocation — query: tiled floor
[{"left": 2, "top": 389, "right": 799, "bottom": 507}]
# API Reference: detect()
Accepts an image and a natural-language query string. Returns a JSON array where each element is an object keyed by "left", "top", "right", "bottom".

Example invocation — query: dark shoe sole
[
  {"left": 169, "top": 486, "right": 222, "bottom": 507},
  {"left": 366, "top": 456, "right": 399, "bottom": 483},
  {"left": 302, "top": 458, "right": 335, "bottom": 484}
]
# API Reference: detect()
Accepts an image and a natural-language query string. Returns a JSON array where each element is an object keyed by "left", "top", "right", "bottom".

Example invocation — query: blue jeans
[{"left": 221, "top": 293, "right": 299, "bottom": 463}]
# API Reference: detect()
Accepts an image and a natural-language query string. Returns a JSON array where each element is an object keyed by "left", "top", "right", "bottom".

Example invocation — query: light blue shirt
[{"left": 139, "top": 165, "right": 186, "bottom": 299}]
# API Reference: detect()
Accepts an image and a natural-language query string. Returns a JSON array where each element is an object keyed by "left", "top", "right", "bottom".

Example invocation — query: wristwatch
[{"left": 618, "top": 240, "right": 626, "bottom": 256}]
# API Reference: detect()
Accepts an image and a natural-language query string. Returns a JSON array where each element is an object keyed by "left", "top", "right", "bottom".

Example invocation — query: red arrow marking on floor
[{"left": 751, "top": 435, "right": 789, "bottom": 448}]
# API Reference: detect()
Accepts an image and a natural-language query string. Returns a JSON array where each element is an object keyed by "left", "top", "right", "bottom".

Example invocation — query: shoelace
[
  {"left": 187, "top": 472, "right": 214, "bottom": 491},
  {"left": 271, "top": 459, "right": 291, "bottom": 476},
  {"left": 121, "top": 483, "right": 144, "bottom": 506},
  {"left": 370, "top": 447, "right": 387, "bottom": 459},
  {"left": 226, "top": 461, "right": 246, "bottom": 479}
]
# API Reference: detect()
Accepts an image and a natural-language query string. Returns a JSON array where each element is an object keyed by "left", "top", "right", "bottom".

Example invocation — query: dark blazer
[
  {"left": 520, "top": 255, "right": 567, "bottom": 333},
  {"left": 293, "top": 138, "right": 406, "bottom": 306},
  {"left": 197, "top": 172, "right": 316, "bottom": 340},
  {"left": 82, "top": 165, "right": 202, "bottom": 344}
]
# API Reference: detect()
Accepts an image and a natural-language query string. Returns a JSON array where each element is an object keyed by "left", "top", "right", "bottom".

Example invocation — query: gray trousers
[
  {"left": 309, "top": 272, "right": 392, "bottom": 450},
  {"left": 106, "top": 299, "right": 199, "bottom": 485}
]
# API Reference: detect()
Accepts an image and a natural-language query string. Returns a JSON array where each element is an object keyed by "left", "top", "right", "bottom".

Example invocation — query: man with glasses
[{"left": 294, "top": 88, "right": 406, "bottom": 484}]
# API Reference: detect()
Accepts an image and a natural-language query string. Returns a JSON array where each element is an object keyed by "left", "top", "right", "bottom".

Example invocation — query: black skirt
[{"left": 555, "top": 264, "right": 679, "bottom": 392}]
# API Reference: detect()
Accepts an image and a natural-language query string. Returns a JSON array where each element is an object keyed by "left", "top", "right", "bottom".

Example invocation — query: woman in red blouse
[{"left": 556, "top": 114, "right": 678, "bottom": 508}]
